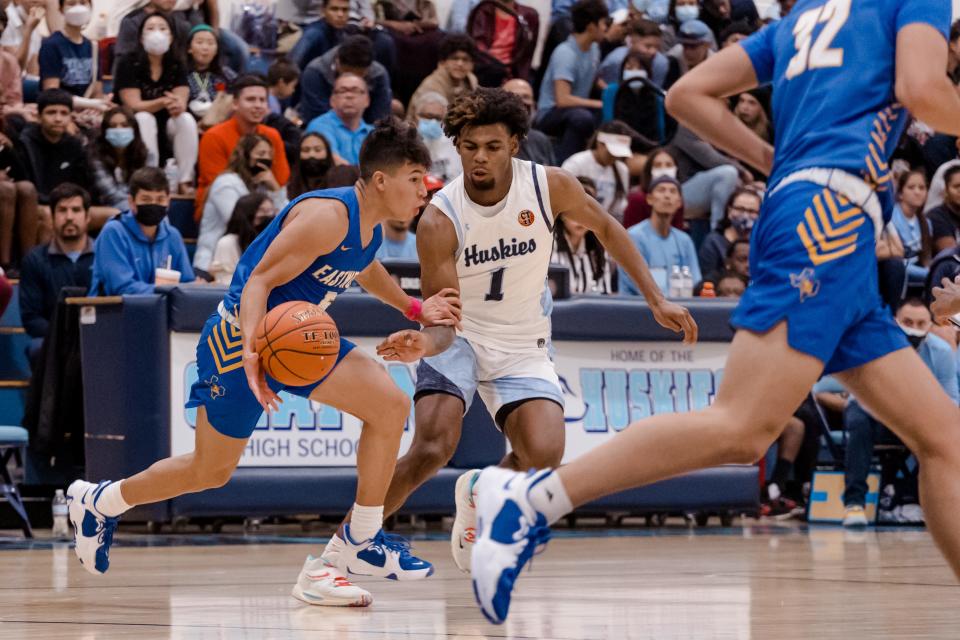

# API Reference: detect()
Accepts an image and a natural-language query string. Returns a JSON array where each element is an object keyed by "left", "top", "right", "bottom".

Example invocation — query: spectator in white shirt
[{"left": 561, "top": 121, "right": 633, "bottom": 223}]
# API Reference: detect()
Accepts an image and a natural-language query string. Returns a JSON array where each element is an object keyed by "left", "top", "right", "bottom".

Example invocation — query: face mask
[
  {"left": 651, "top": 166, "right": 678, "bottom": 180},
  {"left": 675, "top": 5, "right": 700, "bottom": 23},
  {"left": 622, "top": 69, "right": 648, "bottom": 83},
  {"left": 105, "top": 127, "right": 134, "bottom": 149},
  {"left": 899, "top": 323, "right": 928, "bottom": 350},
  {"left": 300, "top": 157, "right": 331, "bottom": 177},
  {"left": 418, "top": 118, "right": 443, "bottom": 141},
  {"left": 134, "top": 203, "right": 167, "bottom": 226},
  {"left": 143, "top": 30, "right": 172, "bottom": 56},
  {"left": 254, "top": 218, "right": 273, "bottom": 234},
  {"left": 731, "top": 216, "right": 754, "bottom": 235},
  {"left": 250, "top": 158, "right": 272, "bottom": 175},
  {"left": 64, "top": 4, "right": 91, "bottom": 27}
]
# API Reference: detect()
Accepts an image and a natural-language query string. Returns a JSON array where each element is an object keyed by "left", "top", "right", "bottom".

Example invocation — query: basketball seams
[{"left": 254, "top": 300, "right": 340, "bottom": 385}]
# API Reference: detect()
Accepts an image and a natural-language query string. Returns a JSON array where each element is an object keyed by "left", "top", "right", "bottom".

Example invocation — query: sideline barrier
[{"left": 77, "top": 288, "right": 758, "bottom": 523}]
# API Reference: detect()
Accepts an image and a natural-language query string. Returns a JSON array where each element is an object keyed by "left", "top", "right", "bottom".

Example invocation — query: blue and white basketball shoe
[
  {"left": 470, "top": 466, "right": 553, "bottom": 625},
  {"left": 66, "top": 480, "right": 120, "bottom": 575},
  {"left": 338, "top": 525, "right": 434, "bottom": 580}
]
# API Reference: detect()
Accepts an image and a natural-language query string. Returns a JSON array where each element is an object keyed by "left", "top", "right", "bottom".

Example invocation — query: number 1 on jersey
[
  {"left": 485, "top": 268, "right": 505, "bottom": 301},
  {"left": 785, "top": 0, "right": 851, "bottom": 80}
]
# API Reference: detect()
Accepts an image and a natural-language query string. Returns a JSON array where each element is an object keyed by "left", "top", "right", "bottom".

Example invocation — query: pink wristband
[{"left": 404, "top": 297, "right": 422, "bottom": 322}]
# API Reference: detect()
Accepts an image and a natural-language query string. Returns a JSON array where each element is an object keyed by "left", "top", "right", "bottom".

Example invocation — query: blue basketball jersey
[
  {"left": 741, "top": 0, "right": 950, "bottom": 220},
  {"left": 221, "top": 186, "right": 382, "bottom": 314}
]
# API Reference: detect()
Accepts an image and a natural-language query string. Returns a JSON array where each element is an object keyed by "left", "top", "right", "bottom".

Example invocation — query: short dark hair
[
  {"left": 944, "top": 164, "right": 960, "bottom": 188},
  {"left": 230, "top": 74, "right": 269, "bottom": 98},
  {"left": 571, "top": 0, "right": 609, "bottom": 33},
  {"left": 337, "top": 35, "right": 374, "bottom": 70},
  {"left": 129, "top": 167, "right": 169, "bottom": 197},
  {"left": 951, "top": 19, "right": 960, "bottom": 43},
  {"left": 438, "top": 33, "right": 476, "bottom": 61},
  {"left": 267, "top": 59, "right": 300, "bottom": 85},
  {"left": 37, "top": 89, "right": 74, "bottom": 114},
  {"left": 443, "top": 87, "right": 530, "bottom": 143},
  {"left": 897, "top": 296, "right": 932, "bottom": 318},
  {"left": 358, "top": 118, "right": 431, "bottom": 180},
  {"left": 719, "top": 19, "right": 755, "bottom": 44},
  {"left": 726, "top": 238, "right": 751, "bottom": 259},
  {"left": 629, "top": 17, "right": 662, "bottom": 39},
  {"left": 59, "top": 0, "right": 90, "bottom": 9},
  {"left": 49, "top": 183, "right": 91, "bottom": 211}
]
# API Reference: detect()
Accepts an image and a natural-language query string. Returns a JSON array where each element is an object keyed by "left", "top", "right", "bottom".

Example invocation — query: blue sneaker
[
  {"left": 339, "top": 526, "right": 434, "bottom": 581},
  {"left": 470, "top": 466, "right": 552, "bottom": 625},
  {"left": 66, "top": 480, "right": 120, "bottom": 575}
]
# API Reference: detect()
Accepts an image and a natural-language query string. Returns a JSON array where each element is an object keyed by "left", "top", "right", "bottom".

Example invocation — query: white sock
[
  {"left": 527, "top": 470, "right": 573, "bottom": 525},
  {"left": 347, "top": 504, "right": 383, "bottom": 542},
  {"left": 321, "top": 532, "right": 345, "bottom": 559},
  {"left": 94, "top": 480, "right": 133, "bottom": 518}
]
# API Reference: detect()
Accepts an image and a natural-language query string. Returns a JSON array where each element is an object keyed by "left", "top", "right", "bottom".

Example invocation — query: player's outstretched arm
[
  {"left": 665, "top": 45, "right": 773, "bottom": 176},
  {"left": 238, "top": 201, "right": 348, "bottom": 412},
  {"left": 548, "top": 168, "right": 698, "bottom": 345},
  {"left": 896, "top": 24, "right": 960, "bottom": 138},
  {"left": 355, "top": 259, "right": 462, "bottom": 329}
]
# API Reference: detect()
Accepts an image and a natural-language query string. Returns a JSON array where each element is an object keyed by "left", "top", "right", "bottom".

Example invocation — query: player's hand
[
  {"left": 377, "top": 330, "right": 431, "bottom": 362},
  {"left": 651, "top": 300, "right": 699, "bottom": 345},
  {"left": 243, "top": 351, "right": 281, "bottom": 413},
  {"left": 932, "top": 276, "right": 960, "bottom": 322},
  {"left": 420, "top": 287, "right": 462, "bottom": 330}
]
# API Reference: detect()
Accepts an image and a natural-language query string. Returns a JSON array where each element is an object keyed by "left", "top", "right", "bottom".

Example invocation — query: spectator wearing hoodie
[
  {"left": 89, "top": 167, "right": 195, "bottom": 296},
  {"left": 298, "top": 35, "right": 393, "bottom": 126}
]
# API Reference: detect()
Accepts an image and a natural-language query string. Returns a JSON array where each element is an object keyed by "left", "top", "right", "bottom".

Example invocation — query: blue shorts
[
  {"left": 415, "top": 336, "right": 563, "bottom": 429},
  {"left": 731, "top": 181, "right": 907, "bottom": 375},
  {"left": 185, "top": 312, "right": 355, "bottom": 439}
]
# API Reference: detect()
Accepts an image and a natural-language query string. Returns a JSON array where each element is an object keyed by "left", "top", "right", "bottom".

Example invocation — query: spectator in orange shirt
[{"left": 194, "top": 75, "right": 290, "bottom": 220}]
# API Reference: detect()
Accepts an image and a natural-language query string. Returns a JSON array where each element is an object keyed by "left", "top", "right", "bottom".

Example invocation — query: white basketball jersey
[{"left": 431, "top": 158, "right": 555, "bottom": 352}]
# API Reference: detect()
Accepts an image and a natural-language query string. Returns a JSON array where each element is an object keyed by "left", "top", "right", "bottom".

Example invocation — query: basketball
[{"left": 254, "top": 301, "right": 340, "bottom": 386}]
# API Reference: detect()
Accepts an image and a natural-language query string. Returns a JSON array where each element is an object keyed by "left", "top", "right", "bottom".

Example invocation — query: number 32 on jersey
[{"left": 785, "top": 0, "right": 851, "bottom": 80}]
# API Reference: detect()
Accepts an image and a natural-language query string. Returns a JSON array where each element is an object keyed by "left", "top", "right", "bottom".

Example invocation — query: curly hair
[{"left": 443, "top": 87, "right": 530, "bottom": 144}]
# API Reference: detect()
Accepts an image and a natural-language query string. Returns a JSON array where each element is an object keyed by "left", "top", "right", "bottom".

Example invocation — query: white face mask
[
  {"left": 143, "top": 30, "right": 172, "bottom": 56},
  {"left": 651, "top": 166, "right": 678, "bottom": 180},
  {"left": 63, "top": 4, "right": 92, "bottom": 27},
  {"left": 675, "top": 4, "right": 700, "bottom": 23},
  {"left": 622, "top": 69, "right": 648, "bottom": 83}
]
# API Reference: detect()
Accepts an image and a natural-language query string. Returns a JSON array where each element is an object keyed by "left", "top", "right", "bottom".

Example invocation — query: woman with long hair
[
  {"left": 208, "top": 192, "right": 276, "bottom": 285},
  {"left": 551, "top": 177, "right": 615, "bottom": 295},
  {"left": 90, "top": 106, "right": 149, "bottom": 211},
  {"left": 113, "top": 13, "right": 198, "bottom": 194},
  {"left": 185, "top": 24, "right": 236, "bottom": 122},
  {"left": 891, "top": 169, "right": 933, "bottom": 285},
  {"left": 286, "top": 132, "right": 334, "bottom": 199},
  {"left": 698, "top": 187, "right": 762, "bottom": 278},
  {"left": 194, "top": 133, "right": 287, "bottom": 279}
]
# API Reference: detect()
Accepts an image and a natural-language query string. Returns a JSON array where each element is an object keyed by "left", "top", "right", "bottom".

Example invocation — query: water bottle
[
  {"left": 680, "top": 266, "right": 694, "bottom": 298},
  {"left": 668, "top": 265, "right": 683, "bottom": 298},
  {"left": 164, "top": 158, "right": 179, "bottom": 193},
  {"left": 52, "top": 489, "right": 69, "bottom": 540}
]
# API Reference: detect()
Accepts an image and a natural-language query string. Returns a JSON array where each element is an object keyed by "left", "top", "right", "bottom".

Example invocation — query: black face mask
[
  {"left": 906, "top": 334, "right": 926, "bottom": 349},
  {"left": 254, "top": 218, "right": 273, "bottom": 234},
  {"left": 300, "top": 157, "right": 331, "bottom": 177},
  {"left": 134, "top": 203, "right": 167, "bottom": 226},
  {"left": 251, "top": 158, "right": 272, "bottom": 175}
]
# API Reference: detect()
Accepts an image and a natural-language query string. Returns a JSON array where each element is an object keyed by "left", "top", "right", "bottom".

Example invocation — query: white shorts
[{"left": 415, "top": 336, "right": 563, "bottom": 427}]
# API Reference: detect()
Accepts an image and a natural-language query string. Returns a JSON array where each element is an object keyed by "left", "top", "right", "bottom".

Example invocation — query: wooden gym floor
[{"left": 1, "top": 523, "right": 958, "bottom": 639}]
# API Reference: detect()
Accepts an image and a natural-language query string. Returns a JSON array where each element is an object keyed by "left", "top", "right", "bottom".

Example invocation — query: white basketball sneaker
[
  {"left": 451, "top": 469, "right": 480, "bottom": 573},
  {"left": 66, "top": 480, "right": 121, "bottom": 575},
  {"left": 292, "top": 555, "right": 373, "bottom": 607},
  {"left": 471, "top": 466, "right": 553, "bottom": 625},
  {"left": 338, "top": 525, "right": 434, "bottom": 581}
]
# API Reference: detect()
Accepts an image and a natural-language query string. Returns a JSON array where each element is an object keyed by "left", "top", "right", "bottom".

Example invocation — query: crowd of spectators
[{"left": 3, "top": 0, "right": 960, "bottom": 521}]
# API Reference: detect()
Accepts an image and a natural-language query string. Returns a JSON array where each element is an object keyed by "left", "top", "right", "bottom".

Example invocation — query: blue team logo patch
[
  {"left": 790, "top": 268, "right": 820, "bottom": 302},
  {"left": 207, "top": 375, "right": 227, "bottom": 400}
]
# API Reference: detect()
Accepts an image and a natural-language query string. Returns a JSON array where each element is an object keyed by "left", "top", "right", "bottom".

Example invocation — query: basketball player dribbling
[
  {"left": 324, "top": 87, "right": 698, "bottom": 574},
  {"left": 66, "top": 120, "right": 464, "bottom": 607},
  {"left": 469, "top": 0, "right": 960, "bottom": 624}
]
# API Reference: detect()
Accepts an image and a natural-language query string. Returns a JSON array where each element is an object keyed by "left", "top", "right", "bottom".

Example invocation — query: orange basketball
[{"left": 254, "top": 301, "right": 340, "bottom": 386}]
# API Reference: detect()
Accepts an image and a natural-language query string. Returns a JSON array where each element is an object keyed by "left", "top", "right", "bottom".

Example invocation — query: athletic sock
[
  {"left": 321, "top": 533, "right": 345, "bottom": 560},
  {"left": 94, "top": 480, "right": 133, "bottom": 518},
  {"left": 771, "top": 458, "right": 793, "bottom": 491},
  {"left": 348, "top": 504, "right": 383, "bottom": 542},
  {"left": 527, "top": 470, "right": 573, "bottom": 526}
]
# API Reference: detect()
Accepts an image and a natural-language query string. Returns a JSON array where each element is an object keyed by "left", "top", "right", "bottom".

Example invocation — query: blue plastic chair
[{"left": 0, "top": 425, "right": 32, "bottom": 537}]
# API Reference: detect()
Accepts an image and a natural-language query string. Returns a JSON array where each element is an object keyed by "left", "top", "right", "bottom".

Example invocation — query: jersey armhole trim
[
  {"left": 433, "top": 191, "right": 465, "bottom": 259},
  {"left": 530, "top": 162, "right": 554, "bottom": 233}
]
